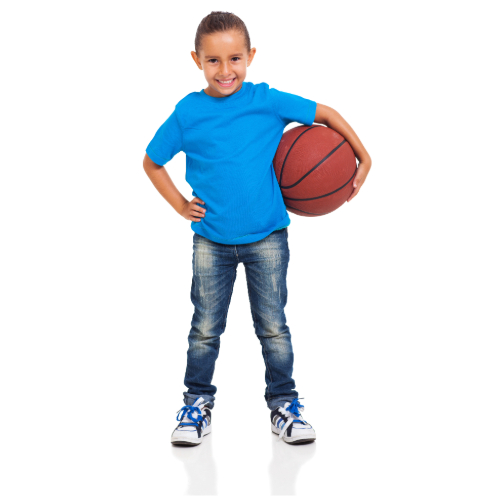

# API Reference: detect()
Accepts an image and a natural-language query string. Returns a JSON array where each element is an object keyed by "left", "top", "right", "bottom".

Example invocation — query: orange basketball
[{"left": 273, "top": 125, "right": 358, "bottom": 216}]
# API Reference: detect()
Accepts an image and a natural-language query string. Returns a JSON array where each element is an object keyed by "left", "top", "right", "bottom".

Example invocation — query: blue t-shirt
[{"left": 145, "top": 81, "right": 317, "bottom": 245}]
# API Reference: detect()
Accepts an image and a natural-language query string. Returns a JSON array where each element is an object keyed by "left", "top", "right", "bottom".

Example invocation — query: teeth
[{"left": 218, "top": 79, "right": 234, "bottom": 83}]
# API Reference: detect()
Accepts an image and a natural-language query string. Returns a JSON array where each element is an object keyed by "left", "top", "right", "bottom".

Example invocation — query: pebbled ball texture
[{"left": 273, "top": 125, "right": 358, "bottom": 217}]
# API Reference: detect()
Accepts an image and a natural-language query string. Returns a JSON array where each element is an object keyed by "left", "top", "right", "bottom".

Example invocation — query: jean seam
[
  {"left": 262, "top": 339, "right": 274, "bottom": 400},
  {"left": 250, "top": 306, "right": 274, "bottom": 399},
  {"left": 223, "top": 268, "right": 237, "bottom": 331}
]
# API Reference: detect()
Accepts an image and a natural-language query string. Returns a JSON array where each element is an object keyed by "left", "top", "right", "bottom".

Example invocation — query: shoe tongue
[{"left": 192, "top": 397, "right": 205, "bottom": 407}]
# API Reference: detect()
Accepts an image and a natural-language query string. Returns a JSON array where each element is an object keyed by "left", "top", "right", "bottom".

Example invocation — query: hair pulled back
[{"left": 195, "top": 11, "right": 251, "bottom": 55}]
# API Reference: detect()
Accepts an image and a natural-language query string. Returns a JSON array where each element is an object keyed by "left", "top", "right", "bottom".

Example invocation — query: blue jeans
[{"left": 182, "top": 227, "right": 299, "bottom": 411}]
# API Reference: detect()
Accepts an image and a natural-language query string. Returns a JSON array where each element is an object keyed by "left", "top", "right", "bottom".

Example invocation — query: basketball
[{"left": 273, "top": 125, "right": 358, "bottom": 216}]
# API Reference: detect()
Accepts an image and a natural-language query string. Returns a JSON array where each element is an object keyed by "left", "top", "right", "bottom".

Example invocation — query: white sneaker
[
  {"left": 270, "top": 398, "right": 316, "bottom": 444},
  {"left": 171, "top": 397, "right": 212, "bottom": 446}
]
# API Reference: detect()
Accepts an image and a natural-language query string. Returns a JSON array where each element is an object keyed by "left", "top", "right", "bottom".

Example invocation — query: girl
[{"left": 143, "top": 11, "right": 372, "bottom": 446}]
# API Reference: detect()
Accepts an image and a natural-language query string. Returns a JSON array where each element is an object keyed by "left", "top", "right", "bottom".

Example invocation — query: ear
[
  {"left": 191, "top": 51, "right": 203, "bottom": 70},
  {"left": 247, "top": 47, "right": 257, "bottom": 66}
]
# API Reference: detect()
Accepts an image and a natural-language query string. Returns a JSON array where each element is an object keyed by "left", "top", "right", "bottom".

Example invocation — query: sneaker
[
  {"left": 171, "top": 397, "right": 212, "bottom": 446},
  {"left": 270, "top": 398, "right": 316, "bottom": 444}
]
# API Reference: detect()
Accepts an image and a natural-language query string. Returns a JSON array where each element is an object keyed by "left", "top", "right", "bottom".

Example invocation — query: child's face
[{"left": 191, "top": 29, "right": 256, "bottom": 98}]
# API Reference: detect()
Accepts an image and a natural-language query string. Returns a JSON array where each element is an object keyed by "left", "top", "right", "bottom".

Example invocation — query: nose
[{"left": 221, "top": 61, "right": 230, "bottom": 76}]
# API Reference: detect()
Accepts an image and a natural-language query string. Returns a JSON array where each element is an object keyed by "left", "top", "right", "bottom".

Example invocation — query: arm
[
  {"left": 314, "top": 103, "right": 372, "bottom": 202},
  {"left": 143, "top": 154, "right": 206, "bottom": 221}
]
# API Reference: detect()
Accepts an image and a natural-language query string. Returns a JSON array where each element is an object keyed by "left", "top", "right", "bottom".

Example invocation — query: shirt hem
[
  {"left": 191, "top": 216, "right": 290, "bottom": 245},
  {"left": 145, "top": 148, "right": 166, "bottom": 166}
]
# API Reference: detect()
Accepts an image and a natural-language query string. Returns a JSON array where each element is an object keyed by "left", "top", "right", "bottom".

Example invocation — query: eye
[{"left": 208, "top": 57, "right": 241, "bottom": 63}]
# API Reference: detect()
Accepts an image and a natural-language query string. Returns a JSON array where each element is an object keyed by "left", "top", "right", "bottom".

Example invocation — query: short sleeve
[
  {"left": 145, "top": 108, "right": 183, "bottom": 166},
  {"left": 269, "top": 87, "right": 317, "bottom": 127}
]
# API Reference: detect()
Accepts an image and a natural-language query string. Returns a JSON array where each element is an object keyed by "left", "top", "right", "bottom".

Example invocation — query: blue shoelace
[
  {"left": 288, "top": 398, "right": 306, "bottom": 423},
  {"left": 176, "top": 404, "right": 203, "bottom": 427},
  {"left": 277, "top": 398, "right": 307, "bottom": 439}
]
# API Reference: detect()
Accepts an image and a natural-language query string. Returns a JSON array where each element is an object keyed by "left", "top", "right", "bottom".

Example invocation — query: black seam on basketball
[
  {"left": 283, "top": 166, "right": 357, "bottom": 202},
  {"left": 278, "top": 125, "right": 320, "bottom": 186},
  {"left": 281, "top": 140, "right": 347, "bottom": 189}
]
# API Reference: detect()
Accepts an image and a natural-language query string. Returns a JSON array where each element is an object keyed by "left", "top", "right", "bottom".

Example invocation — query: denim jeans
[{"left": 182, "top": 227, "right": 299, "bottom": 411}]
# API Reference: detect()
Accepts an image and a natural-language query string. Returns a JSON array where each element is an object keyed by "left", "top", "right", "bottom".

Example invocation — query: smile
[{"left": 217, "top": 78, "right": 236, "bottom": 87}]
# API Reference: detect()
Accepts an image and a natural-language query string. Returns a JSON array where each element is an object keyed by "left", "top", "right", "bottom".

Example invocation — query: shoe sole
[
  {"left": 271, "top": 423, "right": 316, "bottom": 444},
  {"left": 171, "top": 425, "right": 211, "bottom": 446}
]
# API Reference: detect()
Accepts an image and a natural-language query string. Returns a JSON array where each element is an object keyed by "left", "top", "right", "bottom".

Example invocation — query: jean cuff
[
  {"left": 266, "top": 395, "right": 299, "bottom": 411},
  {"left": 183, "top": 392, "right": 215, "bottom": 409}
]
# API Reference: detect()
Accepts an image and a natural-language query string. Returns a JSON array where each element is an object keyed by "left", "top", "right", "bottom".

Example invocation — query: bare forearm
[
  {"left": 314, "top": 104, "right": 371, "bottom": 164},
  {"left": 143, "top": 155, "right": 187, "bottom": 214},
  {"left": 313, "top": 103, "right": 371, "bottom": 202}
]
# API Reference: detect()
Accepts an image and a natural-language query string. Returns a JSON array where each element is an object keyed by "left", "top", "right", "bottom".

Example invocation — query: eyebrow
[{"left": 204, "top": 53, "right": 244, "bottom": 59}]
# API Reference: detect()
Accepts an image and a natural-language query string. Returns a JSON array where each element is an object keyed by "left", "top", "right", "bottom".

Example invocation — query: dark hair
[{"left": 195, "top": 11, "right": 251, "bottom": 56}]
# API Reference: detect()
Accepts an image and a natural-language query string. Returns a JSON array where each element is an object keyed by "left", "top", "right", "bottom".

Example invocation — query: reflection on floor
[
  {"left": 171, "top": 429, "right": 316, "bottom": 496},
  {"left": 171, "top": 433, "right": 218, "bottom": 495},
  {"left": 269, "top": 431, "right": 317, "bottom": 495}
]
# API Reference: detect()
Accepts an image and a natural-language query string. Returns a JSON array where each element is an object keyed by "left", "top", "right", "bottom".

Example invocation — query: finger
[
  {"left": 191, "top": 208, "right": 206, "bottom": 216},
  {"left": 347, "top": 186, "right": 360, "bottom": 202},
  {"left": 195, "top": 198, "right": 205, "bottom": 205},
  {"left": 193, "top": 200, "right": 206, "bottom": 212},
  {"left": 353, "top": 177, "right": 363, "bottom": 189}
]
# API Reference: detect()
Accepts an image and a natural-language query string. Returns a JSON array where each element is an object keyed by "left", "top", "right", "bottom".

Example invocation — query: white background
[{"left": 1, "top": 0, "right": 499, "bottom": 498}]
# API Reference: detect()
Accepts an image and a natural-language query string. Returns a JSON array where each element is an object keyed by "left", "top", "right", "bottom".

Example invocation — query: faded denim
[{"left": 182, "top": 227, "right": 299, "bottom": 411}]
